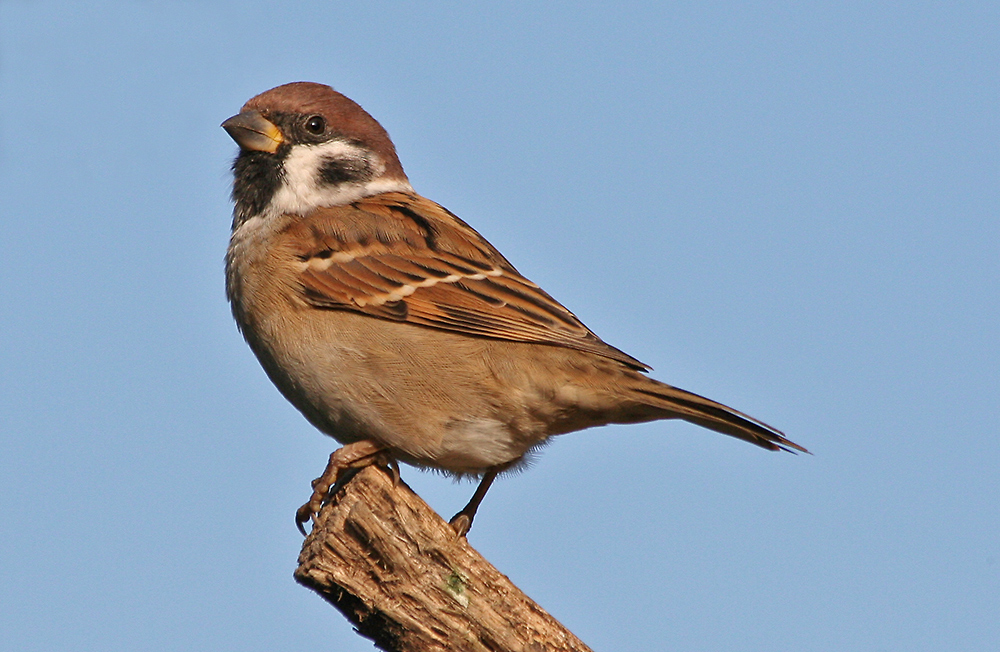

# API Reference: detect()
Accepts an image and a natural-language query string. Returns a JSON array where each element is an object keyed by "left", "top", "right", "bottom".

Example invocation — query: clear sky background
[{"left": 1, "top": 2, "right": 996, "bottom": 650}]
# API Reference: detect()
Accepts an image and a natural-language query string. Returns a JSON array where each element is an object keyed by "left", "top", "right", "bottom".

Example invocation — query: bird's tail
[{"left": 623, "top": 375, "right": 808, "bottom": 454}]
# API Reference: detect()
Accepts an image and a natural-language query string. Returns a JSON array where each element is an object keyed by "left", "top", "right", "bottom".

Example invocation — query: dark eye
[{"left": 305, "top": 115, "right": 326, "bottom": 134}]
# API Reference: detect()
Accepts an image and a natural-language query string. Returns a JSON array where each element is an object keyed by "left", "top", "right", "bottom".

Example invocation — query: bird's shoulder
[{"left": 277, "top": 191, "right": 649, "bottom": 370}]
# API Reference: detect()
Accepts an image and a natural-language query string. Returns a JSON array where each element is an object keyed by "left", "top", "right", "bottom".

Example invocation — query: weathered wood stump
[{"left": 295, "top": 465, "right": 593, "bottom": 652}]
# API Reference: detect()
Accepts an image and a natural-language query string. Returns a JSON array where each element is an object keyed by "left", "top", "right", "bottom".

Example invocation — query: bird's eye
[{"left": 305, "top": 115, "right": 326, "bottom": 134}]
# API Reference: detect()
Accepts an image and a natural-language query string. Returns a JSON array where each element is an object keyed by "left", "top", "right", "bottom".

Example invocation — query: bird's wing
[{"left": 282, "top": 191, "right": 649, "bottom": 370}]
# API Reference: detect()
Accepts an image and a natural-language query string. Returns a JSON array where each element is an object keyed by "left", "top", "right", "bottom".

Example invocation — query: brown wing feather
[{"left": 284, "top": 191, "right": 649, "bottom": 370}]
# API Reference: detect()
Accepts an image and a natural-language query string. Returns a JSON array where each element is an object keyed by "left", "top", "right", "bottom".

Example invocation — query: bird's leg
[
  {"left": 449, "top": 463, "right": 510, "bottom": 537},
  {"left": 296, "top": 439, "right": 389, "bottom": 535}
]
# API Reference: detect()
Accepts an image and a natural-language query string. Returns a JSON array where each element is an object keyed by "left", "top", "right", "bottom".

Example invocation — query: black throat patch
[{"left": 231, "top": 149, "right": 286, "bottom": 227}]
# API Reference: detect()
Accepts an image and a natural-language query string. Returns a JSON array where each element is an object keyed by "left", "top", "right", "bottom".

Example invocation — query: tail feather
[{"left": 630, "top": 383, "right": 808, "bottom": 454}]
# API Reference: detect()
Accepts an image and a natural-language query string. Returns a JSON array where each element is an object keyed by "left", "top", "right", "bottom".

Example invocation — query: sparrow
[{"left": 222, "top": 82, "right": 806, "bottom": 537}]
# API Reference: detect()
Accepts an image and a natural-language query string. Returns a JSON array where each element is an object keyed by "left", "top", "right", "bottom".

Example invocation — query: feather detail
[{"left": 283, "top": 191, "right": 649, "bottom": 370}]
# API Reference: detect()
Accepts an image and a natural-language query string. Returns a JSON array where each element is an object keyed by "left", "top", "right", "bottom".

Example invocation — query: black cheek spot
[{"left": 319, "top": 157, "right": 374, "bottom": 186}]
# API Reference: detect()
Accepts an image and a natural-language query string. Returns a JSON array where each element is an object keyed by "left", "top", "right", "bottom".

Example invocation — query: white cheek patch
[{"left": 269, "top": 140, "right": 413, "bottom": 215}]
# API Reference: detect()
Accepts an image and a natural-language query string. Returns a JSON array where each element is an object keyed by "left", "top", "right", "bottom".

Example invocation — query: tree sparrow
[{"left": 222, "top": 82, "right": 806, "bottom": 536}]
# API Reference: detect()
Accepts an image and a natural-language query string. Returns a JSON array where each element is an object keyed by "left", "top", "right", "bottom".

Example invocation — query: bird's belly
[{"left": 249, "top": 309, "right": 550, "bottom": 473}]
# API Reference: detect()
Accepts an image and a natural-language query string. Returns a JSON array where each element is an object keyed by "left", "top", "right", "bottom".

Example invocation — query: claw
[
  {"left": 449, "top": 513, "right": 472, "bottom": 538},
  {"left": 295, "top": 505, "right": 313, "bottom": 536},
  {"left": 294, "top": 440, "right": 388, "bottom": 536}
]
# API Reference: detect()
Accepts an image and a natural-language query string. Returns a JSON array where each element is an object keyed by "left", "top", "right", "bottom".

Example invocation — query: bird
[{"left": 222, "top": 82, "right": 806, "bottom": 537}]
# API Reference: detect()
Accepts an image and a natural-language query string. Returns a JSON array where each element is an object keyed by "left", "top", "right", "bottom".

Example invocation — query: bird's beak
[{"left": 222, "top": 110, "right": 284, "bottom": 153}]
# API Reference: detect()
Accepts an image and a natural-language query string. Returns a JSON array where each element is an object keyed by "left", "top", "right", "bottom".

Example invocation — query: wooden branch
[{"left": 295, "top": 465, "right": 594, "bottom": 652}]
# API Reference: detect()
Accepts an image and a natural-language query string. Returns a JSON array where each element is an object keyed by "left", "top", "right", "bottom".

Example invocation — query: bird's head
[{"left": 223, "top": 82, "right": 411, "bottom": 226}]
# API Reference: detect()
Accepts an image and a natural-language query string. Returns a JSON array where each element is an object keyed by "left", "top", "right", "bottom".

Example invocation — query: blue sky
[{"left": 1, "top": 2, "right": 997, "bottom": 650}]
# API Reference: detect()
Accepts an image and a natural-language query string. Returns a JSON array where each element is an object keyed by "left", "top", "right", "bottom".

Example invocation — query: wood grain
[{"left": 295, "top": 465, "right": 593, "bottom": 652}]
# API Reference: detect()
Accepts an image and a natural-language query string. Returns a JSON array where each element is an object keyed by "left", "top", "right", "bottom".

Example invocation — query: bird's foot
[
  {"left": 448, "top": 512, "right": 473, "bottom": 538},
  {"left": 447, "top": 465, "right": 509, "bottom": 538},
  {"left": 296, "top": 440, "right": 389, "bottom": 535}
]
